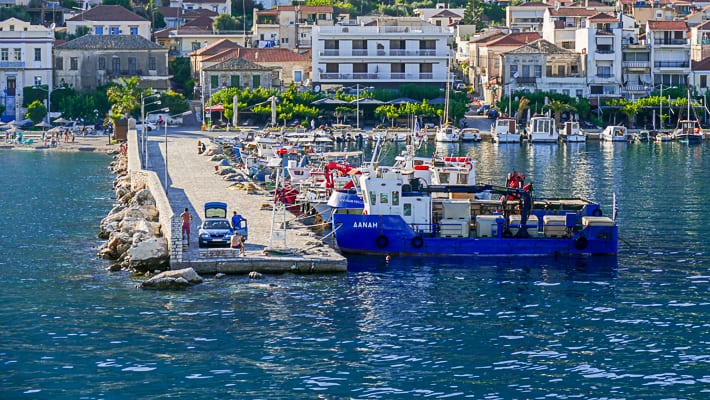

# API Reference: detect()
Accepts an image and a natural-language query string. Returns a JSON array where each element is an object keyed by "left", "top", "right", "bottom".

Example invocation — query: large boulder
[
  {"left": 139, "top": 268, "right": 203, "bottom": 290},
  {"left": 127, "top": 237, "right": 169, "bottom": 272}
]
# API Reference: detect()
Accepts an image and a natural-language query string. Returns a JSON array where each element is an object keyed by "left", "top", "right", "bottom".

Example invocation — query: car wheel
[{"left": 198, "top": 239, "right": 205, "bottom": 247}]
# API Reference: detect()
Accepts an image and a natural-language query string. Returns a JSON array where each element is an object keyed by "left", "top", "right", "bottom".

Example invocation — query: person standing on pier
[{"left": 180, "top": 208, "right": 192, "bottom": 244}]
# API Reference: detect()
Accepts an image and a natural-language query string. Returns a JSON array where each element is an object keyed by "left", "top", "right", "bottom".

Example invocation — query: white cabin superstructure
[
  {"left": 560, "top": 121, "right": 586, "bottom": 142},
  {"left": 527, "top": 115, "right": 558, "bottom": 143},
  {"left": 600, "top": 125, "right": 628, "bottom": 142},
  {"left": 492, "top": 117, "right": 520, "bottom": 143}
]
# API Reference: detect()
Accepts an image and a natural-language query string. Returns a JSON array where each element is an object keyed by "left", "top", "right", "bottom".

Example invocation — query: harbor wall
[{"left": 126, "top": 130, "right": 177, "bottom": 261}]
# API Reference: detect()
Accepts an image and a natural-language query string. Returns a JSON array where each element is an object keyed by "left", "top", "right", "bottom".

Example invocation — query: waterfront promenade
[{"left": 141, "top": 125, "right": 348, "bottom": 274}]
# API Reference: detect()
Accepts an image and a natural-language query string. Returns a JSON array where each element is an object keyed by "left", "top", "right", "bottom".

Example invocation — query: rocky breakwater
[{"left": 97, "top": 152, "right": 170, "bottom": 274}]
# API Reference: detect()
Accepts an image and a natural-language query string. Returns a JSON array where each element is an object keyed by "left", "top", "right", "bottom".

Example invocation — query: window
[
  {"left": 510, "top": 65, "right": 518, "bottom": 78},
  {"left": 522, "top": 65, "right": 530, "bottom": 77},
  {"left": 252, "top": 75, "right": 260, "bottom": 88},
  {"left": 109, "top": 26, "right": 119, "bottom": 35},
  {"left": 231, "top": 75, "right": 240, "bottom": 87},
  {"left": 325, "top": 63, "right": 338, "bottom": 73},
  {"left": 34, "top": 76, "right": 42, "bottom": 86},
  {"left": 392, "top": 191, "right": 399, "bottom": 206},
  {"left": 192, "top": 41, "right": 201, "bottom": 51},
  {"left": 13, "top": 48, "right": 21, "bottom": 61},
  {"left": 98, "top": 56, "right": 106, "bottom": 70},
  {"left": 55, "top": 57, "right": 63, "bottom": 70},
  {"left": 576, "top": 89, "right": 583, "bottom": 98},
  {"left": 70, "top": 57, "right": 78, "bottom": 70},
  {"left": 369, "top": 191, "right": 376, "bottom": 205},
  {"left": 293, "top": 70, "right": 302, "bottom": 82},
  {"left": 1, "top": 48, "right": 7, "bottom": 61},
  {"left": 95, "top": 26, "right": 103, "bottom": 35},
  {"left": 563, "top": 89, "right": 570, "bottom": 96},
  {"left": 34, "top": 48, "right": 41, "bottom": 62},
  {"left": 701, "top": 75, "right": 708, "bottom": 88},
  {"left": 148, "top": 56, "right": 156, "bottom": 71},
  {"left": 534, "top": 65, "right": 542, "bottom": 78},
  {"left": 128, "top": 57, "right": 136, "bottom": 74},
  {"left": 324, "top": 40, "right": 339, "bottom": 49},
  {"left": 112, "top": 57, "right": 120, "bottom": 73},
  {"left": 9, "top": 25, "right": 14, "bottom": 31},
  {"left": 379, "top": 192, "right": 388, "bottom": 204},
  {"left": 210, "top": 75, "right": 218, "bottom": 89},
  {"left": 129, "top": 26, "right": 138, "bottom": 35},
  {"left": 403, "top": 203, "right": 412, "bottom": 217}
]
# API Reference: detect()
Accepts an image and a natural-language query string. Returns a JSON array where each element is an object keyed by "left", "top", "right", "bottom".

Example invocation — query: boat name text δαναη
[{"left": 353, "top": 221, "right": 378, "bottom": 229}]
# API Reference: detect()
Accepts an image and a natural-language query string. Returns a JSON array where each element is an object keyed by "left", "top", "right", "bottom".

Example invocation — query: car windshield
[{"left": 204, "top": 220, "right": 231, "bottom": 229}]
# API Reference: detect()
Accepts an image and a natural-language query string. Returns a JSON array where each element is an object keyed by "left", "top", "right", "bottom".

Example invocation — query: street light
[
  {"left": 140, "top": 90, "right": 160, "bottom": 168},
  {"left": 145, "top": 106, "right": 169, "bottom": 169}
]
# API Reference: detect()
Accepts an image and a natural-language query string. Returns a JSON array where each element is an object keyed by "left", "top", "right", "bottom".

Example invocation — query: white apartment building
[
  {"left": 170, "top": 0, "right": 232, "bottom": 15},
  {"left": 312, "top": 19, "right": 452, "bottom": 90},
  {"left": 0, "top": 18, "right": 54, "bottom": 122},
  {"left": 647, "top": 20, "right": 691, "bottom": 87},
  {"left": 576, "top": 12, "right": 624, "bottom": 102},
  {"left": 252, "top": 5, "right": 335, "bottom": 50},
  {"left": 65, "top": 5, "right": 151, "bottom": 40}
]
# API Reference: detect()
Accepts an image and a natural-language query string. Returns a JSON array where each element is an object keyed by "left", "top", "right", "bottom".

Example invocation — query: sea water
[{"left": 0, "top": 143, "right": 708, "bottom": 399}]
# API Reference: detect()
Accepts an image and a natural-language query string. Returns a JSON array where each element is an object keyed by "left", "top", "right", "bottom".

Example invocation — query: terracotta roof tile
[
  {"left": 202, "top": 48, "right": 310, "bottom": 63},
  {"left": 158, "top": 7, "right": 179, "bottom": 18},
  {"left": 56, "top": 34, "right": 162, "bottom": 50},
  {"left": 692, "top": 57, "right": 710, "bottom": 71},
  {"left": 549, "top": 7, "right": 599, "bottom": 17},
  {"left": 485, "top": 32, "right": 541, "bottom": 47},
  {"left": 588, "top": 12, "right": 619, "bottom": 22},
  {"left": 66, "top": 5, "right": 147, "bottom": 22},
  {"left": 647, "top": 20, "right": 688, "bottom": 31},
  {"left": 190, "top": 39, "right": 240, "bottom": 56}
]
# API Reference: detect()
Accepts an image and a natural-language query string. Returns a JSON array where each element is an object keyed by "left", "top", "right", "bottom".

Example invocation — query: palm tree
[
  {"left": 516, "top": 97, "right": 530, "bottom": 124},
  {"left": 543, "top": 99, "right": 577, "bottom": 127},
  {"left": 106, "top": 77, "right": 146, "bottom": 122}
]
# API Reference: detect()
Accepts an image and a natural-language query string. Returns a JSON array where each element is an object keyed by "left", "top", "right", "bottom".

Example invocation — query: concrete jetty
[{"left": 128, "top": 126, "right": 347, "bottom": 274}]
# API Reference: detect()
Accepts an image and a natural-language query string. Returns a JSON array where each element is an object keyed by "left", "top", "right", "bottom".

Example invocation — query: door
[{"left": 7, "top": 76, "right": 16, "bottom": 96}]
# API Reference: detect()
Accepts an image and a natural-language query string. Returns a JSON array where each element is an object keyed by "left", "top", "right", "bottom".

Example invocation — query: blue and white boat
[{"left": 330, "top": 169, "right": 618, "bottom": 257}]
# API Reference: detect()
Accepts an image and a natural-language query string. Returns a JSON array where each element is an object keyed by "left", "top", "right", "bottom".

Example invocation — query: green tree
[
  {"left": 463, "top": 0, "right": 483, "bottom": 30},
  {"left": 160, "top": 90, "right": 190, "bottom": 115},
  {"left": 213, "top": 14, "right": 240, "bottom": 32},
  {"left": 169, "top": 58, "right": 194, "bottom": 97},
  {"left": 102, "top": 0, "right": 131, "bottom": 10},
  {"left": 543, "top": 99, "right": 577, "bottom": 128},
  {"left": 25, "top": 100, "right": 47, "bottom": 125},
  {"left": 106, "top": 77, "right": 147, "bottom": 122},
  {"left": 0, "top": 6, "right": 31, "bottom": 21},
  {"left": 0, "top": 104, "right": 5, "bottom": 117}
]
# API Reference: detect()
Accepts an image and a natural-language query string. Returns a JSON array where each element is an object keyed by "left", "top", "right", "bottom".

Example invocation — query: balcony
[
  {"left": 653, "top": 38, "right": 689, "bottom": 46},
  {"left": 596, "top": 73, "right": 615, "bottom": 79},
  {"left": 515, "top": 76, "right": 537, "bottom": 85},
  {"left": 318, "top": 72, "right": 445, "bottom": 82},
  {"left": 320, "top": 49, "right": 445, "bottom": 58},
  {"left": 0, "top": 61, "right": 25, "bottom": 69},
  {"left": 623, "top": 61, "right": 650, "bottom": 69},
  {"left": 595, "top": 47, "right": 614, "bottom": 54},
  {"left": 654, "top": 61, "right": 689, "bottom": 68}
]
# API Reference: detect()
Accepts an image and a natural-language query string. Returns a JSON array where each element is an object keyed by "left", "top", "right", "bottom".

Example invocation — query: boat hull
[
  {"left": 494, "top": 134, "right": 521, "bottom": 143},
  {"left": 332, "top": 214, "right": 618, "bottom": 257}
]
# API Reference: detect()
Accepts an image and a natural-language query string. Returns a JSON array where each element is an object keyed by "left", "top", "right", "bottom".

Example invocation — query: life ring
[
  {"left": 592, "top": 208, "right": 603, "bottom": 217},
  {"left": 375, "top": 235, "right": 389, "bottom": 249},
  {"left": 574, "top": 236, "right": 588, "bottom": 250},
  {"left": 411, "top": 236, "right": 424, "bottom": 249}
]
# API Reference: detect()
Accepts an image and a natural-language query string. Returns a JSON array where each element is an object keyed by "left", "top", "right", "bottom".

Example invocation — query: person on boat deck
[{"left": 231, "top": 211, "right": 243, "bottom": 229}]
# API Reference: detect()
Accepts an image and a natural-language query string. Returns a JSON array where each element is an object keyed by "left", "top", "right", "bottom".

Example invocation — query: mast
[{"left": 444, "top": 54, "right": 451, "bottom": 126}]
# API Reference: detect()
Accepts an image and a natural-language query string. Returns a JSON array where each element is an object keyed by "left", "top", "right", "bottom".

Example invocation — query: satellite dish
[
  {"left": 49, "top": 23, "right": 56, "bottom": 30},
  {"left": 313, "top": 84, "right": 321, "bottom": 93}
]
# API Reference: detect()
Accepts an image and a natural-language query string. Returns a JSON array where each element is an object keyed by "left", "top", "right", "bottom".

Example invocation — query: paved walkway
[{"left": 143, "top": 126, "right": 346, "bottom": 268}]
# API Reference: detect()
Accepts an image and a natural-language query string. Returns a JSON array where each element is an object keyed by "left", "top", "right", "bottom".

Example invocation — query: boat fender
[
  {"left": 411, "top": 236, "right": 424, "bottom": 249},
  {"left": 592, "top": 208, "right": 602, "bottom": 217},
  {"left": 375, "top": 235, "right": 389, "bottom": 249},
  {"left": 574, "top": 236, "right": 588, "bottom": 250}
]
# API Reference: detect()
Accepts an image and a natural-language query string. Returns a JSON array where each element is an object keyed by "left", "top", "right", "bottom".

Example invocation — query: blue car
[{"left": 198, "top": 202, "right": 248, "bottom": 248}]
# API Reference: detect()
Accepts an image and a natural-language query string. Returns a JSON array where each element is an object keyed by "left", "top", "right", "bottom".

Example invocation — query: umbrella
[
  {"left": 312, "top": 98, "right": 349, "bottom": 105},
  {"left": 427, "top": 97, "right": 447, "bottom": 105},
  {"left": 350, "top": 98, "right": 384, "bottom": 105},
  {"left": 53, "top": 117, "right": 70, "bottom": 124},
  {"left": 387, "top": 97, "right": 420, "bottom": 105},
  {"left": 35, "top": 121, "right": 51, "bottom": 128},
  {"left": 205, "top": 104, "right": 225, "bottom": 112}
]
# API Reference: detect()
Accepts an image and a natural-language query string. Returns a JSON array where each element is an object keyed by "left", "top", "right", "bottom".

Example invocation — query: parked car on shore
[
  {"left": 476, "top": 105, "right": 491, "bottom": 115},
  {"left": 135, "top": 121, "right": 157, "bottom": 132},
  {"left": 198, "top": 202, "right": 233, "bottom": 248}
]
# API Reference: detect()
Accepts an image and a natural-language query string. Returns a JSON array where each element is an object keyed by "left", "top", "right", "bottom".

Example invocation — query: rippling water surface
[{"left": 1, "top": 144, "right": 708, "bottom": 399}]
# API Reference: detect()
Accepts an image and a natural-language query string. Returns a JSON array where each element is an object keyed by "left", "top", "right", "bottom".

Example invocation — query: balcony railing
[
  {"left": 319, "top": 72, "right": 444, "bottom": 81},
  {"left": 596, "top": 73, "right": 615, "bottom": 79},
  {"left": 0, "top": 61, "right": 25, "bottom": 69},
  {"left": 320, "top": 49, "right": 444, "bottom": 57},
  {"left": 653, "top": 39, "right": 689, "bottom": 46},
  {"left": 515, "top": 77, "right": 537, "bottom": 84},
  {"left": 654, "top": 61, "right": 689, "bottom": 68},
  {"left": 623, "top": 61, "right": 650, "bottom": 69},
  {"left": 595, "top": 48, "right": 614, "bottom": 54}
]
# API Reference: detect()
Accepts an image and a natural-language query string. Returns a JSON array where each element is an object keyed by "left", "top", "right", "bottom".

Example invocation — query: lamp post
[
  {"left": 145, "top": 107, "right": 169, "bottom": 169},
  {"left": 355, "top": 84, "right": 360, "bottom": 130},
  {"left": 140, "top": 90, "right": 160, "bottom": 168}
]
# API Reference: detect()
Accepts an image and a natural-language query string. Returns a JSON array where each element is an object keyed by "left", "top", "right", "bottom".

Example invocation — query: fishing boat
[
  {"left": 491, "top": 116, "right": 521, "bottom": 143},
  {"left": 600, "top": 125, "right": 628, "bottom": 142},
  {"left": 525, "top": 114, "right": 559, "bottom": 143},
  {"left": 460, "top": 128, "right": 482, "bottom": 142},
  {"left": 655, "top": 131, "right": 673, "bottom": 143},
  {"left": 330, "top": 170, "right": 617, "bottom": 256},
  {"left": 560, "top": 121, "right": 586, "bottom": 143},
  {"left": 435, "top": 57, "right": 460, "bottom": 143},
  {"left": 672, "top": 88, "right": 704, "bottom": 143}
]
